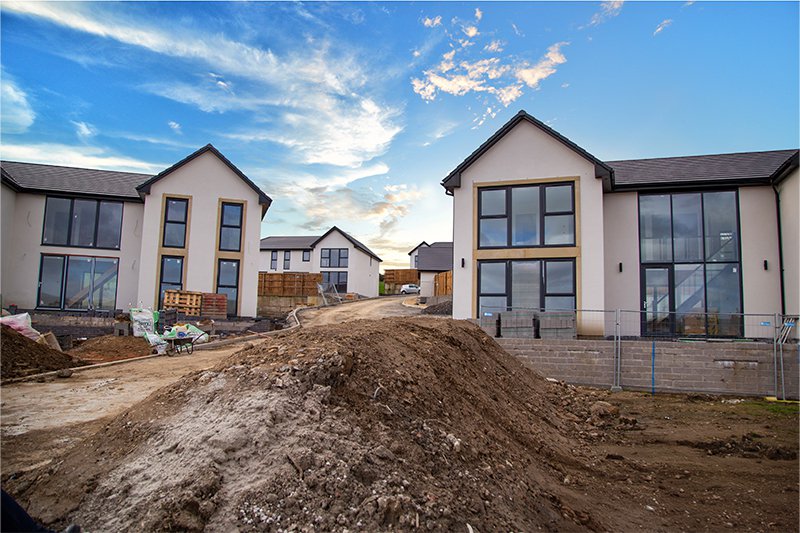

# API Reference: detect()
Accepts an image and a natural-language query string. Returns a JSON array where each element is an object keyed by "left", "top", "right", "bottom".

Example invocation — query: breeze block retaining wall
[{"left": 496, "top": 337, "right": 799, "bottom": 399}]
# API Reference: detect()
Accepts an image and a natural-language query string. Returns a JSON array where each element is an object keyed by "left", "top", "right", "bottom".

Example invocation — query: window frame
[
  {"left": 270, "top": 251, "right": 278, "bottom": 270},
  {"left": 320, "top": 248, "right": 349, "bottom": 268},
  {"left": 158, "top": 255, "right": 184, "bottom": 309},
  {"left": 283, "top": 250, "right": 291, "bottom": 270},
  {"left": 36, "top": 253, "right": 119, "bottom": 311},
  {"left": 219, "top": 202, "right": 243, "bottom": 252},
  {"left": 216, "top": 258, "right": 240, "bottom": 316},
  {"left": 302, "top": 250, "right": 311, "bottom": 262},
  {"left": 477, "top": 258, "right": 576, "bottom": 317},
  {"left": 162, "top": 197, "right": 189, "bottom": 249},
  {"left": 478, "top": 182, "right": 575, "bottom": 249},
  {"left": 322, "top": 271, "right": 348, "bottom": 293},
  {"left": 41, "top": 196, "right": 124, "bottom": 250}
]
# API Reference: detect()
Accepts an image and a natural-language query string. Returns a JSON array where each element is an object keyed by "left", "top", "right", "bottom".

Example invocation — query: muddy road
[{"left": 298, "top": 295, "right": 422, "bottom": 326}]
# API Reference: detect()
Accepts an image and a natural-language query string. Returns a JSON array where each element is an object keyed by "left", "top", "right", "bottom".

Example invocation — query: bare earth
[
  {"left": 298, "top": 295, "right": 421, "bottom": 326},
  {"left": 1, "top": 306, "right": 797, "bottom": 532}
]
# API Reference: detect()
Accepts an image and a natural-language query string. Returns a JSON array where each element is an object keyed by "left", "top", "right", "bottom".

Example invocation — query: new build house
[
  {"left": 415, "top": 242, "right": 453, "bottom": 298},
  {"left": 1, "top": 144, "right": 271, "bottom": 317},
  {"left": 443, "top": 110, "right": 799, "bottom": 338},
  {"left": 259, "top": 226, "right": 381, "bottom": 297}
]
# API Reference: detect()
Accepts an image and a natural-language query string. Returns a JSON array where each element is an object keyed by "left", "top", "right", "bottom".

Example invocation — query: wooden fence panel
[
  {"left": 434, "top": 270, "right": 453, "bottom": 296},
  {"left": 258, "top": 272, "right": 323, "bottom": 297},
  {"left": 384, "top": 269, "right": 419, "bottom": 285}
]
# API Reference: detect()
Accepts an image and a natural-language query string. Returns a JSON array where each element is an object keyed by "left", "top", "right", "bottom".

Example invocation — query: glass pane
[
  {"left": 704, "top": 191, "right": 739, "bottom": 262},
  {"left": 544, "top": 296, "right": 575, "bottom": 311},
  {"left": 92, "top": 258, "right": 118, "bottom": 310},
  {"left": 96, "top": 202, "right": 123, "bottom": 249},
  {"left": 479, "top": 262, "right": 506, "bottom": 294},
  {"left": 220, "top": 227, "right": 241, "bottom": 251},
  {"left": 166, "top": 199, "right": 187, "bottom": 223},
  {"left": 39, "top": 256, "right": 65, "bottom": 308},
  {"left": 335, "top": 272, "right": 348, "bottom": 292},
  {"left": 303, "top": 251, "right": 310, "bottom": 261},
  {"left": 479, "top": 218, "right": 507, "bottom": 247},
  {"left": 545, "top": 185, "right": 572, "bottom": 213},
  {"left": 218, "top": 260, "right": 239, "bottom": 287},
  {"left": 706, "top": 264, "right": 741, "bottom": 336},
  {"left": 70, "top": 199, "right": 97, "bottom": 247},
  {"left": 480, "top": 189, "right": 506, "bottom": 216},
  {"left": 161, "top": 257, "right": 183, "bottom": 284},
  {"left": 64, "top": 256, "right": 93, "bottom": 309},
  {"left": 640, "top": 195, "right": 672, "bottom": 262},
  {"left": 222, "top": 203, "right": 242, "bottom": 227},
  {"left": 546, "top": 261, "right": 573, "bottom": 294},
  {"left": 543, "top": 215, "right": 574, "bottom": 245},
  {"left": 217, "top": 287, "right": 238, "bottom": 315},
  {"left": 675, "top": 264, "right": 705, "bottom": 335},
  {"left": 163, "top": 222, "right": 186, "bottom": 248},
  {"left": 479, "top": 296, "right": 507, "bottom": 316},
  {"left": 644, "top": 267, "right": 671, "bottom": 335},
  {"left": 43, "top": 198, "right": 71, "bottom": 245},
  {"left": 672, "top": 194, "right": 703, "bottom": 262},
  {"left": 511, "top": 261, "right": 540, "bottom": 310},
  {"left": 511, "top": 187, "right": 539, "bottom": 246}
]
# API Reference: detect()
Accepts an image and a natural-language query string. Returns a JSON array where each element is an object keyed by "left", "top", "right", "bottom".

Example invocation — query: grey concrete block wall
[{"left": 496, "top": 337, "right": 799, "bottom": 399}]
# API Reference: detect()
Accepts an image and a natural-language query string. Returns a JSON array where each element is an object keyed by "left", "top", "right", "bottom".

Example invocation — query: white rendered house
[
  {"left": 443, "top": 110, "right": 799, "bottom": 338},
  {"left": 260, "top": 226, "right": 381, "bottom": 297},
  {"left": 1, "top": 144, "right": 272, "bottom": 317}
]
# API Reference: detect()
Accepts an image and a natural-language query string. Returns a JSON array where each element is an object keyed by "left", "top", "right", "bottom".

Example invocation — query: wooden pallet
[
  {"left": 163, "top": 290, "right": 203, "bottom": 315},
  {"left": 201, "top": 293, "right": 228, "bottom": 319}
]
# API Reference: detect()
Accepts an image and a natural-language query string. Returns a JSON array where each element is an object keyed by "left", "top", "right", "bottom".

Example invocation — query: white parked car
[{"left": 400, "top": 283, "right": 420, "bottom": 294}]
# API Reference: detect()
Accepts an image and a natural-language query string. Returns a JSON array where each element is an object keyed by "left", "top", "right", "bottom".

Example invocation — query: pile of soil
[
  {"left": 1, "top": 325, "right": 86, "bottom": 380},
  {"left": 9, "top": 318, "right": 653, "bottom": 531},
  {"left": 678, "top": 433, "right": 798, "bottom": 460},
  {"left": 422, "top": 300, "right": 452, "bottom": 315},
  {"left": 69, "top": 335, "right": 154, "bottom": 363}
]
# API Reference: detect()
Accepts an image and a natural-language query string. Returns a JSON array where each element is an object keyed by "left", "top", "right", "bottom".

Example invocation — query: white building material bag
[
  {"left": 0, "top": 313, "right": 41, "bottom": 340},
  {"left": 129, "top": 308, "right": 155, "bottom": 337}
]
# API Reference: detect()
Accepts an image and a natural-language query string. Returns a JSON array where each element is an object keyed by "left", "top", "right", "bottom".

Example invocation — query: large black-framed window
[
  {"left": 159, "top": 255, "right": 183, "bottom": 309},
  {"left": 217, "top": 259, "right": 240, "bottom": 316},
  {"left": 321, "top": 248, "right": 348, "bottom": 268},
  {"left": 163, "top": 198, "right": 188, "bottom": 248},
  {"left": 478, "top": 182, "right": 575, "bottom": 249},
  {"left": 322, "top": 271, "right": 348, "bottom": 293},
  {"left": 42, "top": 197, "right": 123, "bottom": 250},
  {"left": 219, "top": 202, "right": 243, "bottom": 252},
  {"left": 270, "top": 251, "right": 278, "bottom": 270},
  {"left": 283, "top": 251, "right": 291, "bottom": 270},
  {"left": 477, "top": 258, "right": 575, "bottom": 316},
  {"left": 37, "top": 254, "right": 119, "bottom": 311},
  {"left": 639, "top": 190, "right": 742, "bottom": 336}
]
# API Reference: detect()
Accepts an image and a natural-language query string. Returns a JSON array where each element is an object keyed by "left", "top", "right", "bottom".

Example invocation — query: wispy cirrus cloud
[
  {"left": 653, "top": 19, "right": 673, "bottom": 36},
  {"left": 0, "top": 71, "right": 35, "bottom": 134},
  {"left": 167, "top": 121, "right": 182, "bottom": 134},
  {"left": 422, "top": 15, "right": 442, "bottom": 28},
  {"left": 71, "top": 120, "right": 96, "bottom": 139},
  {"left": 586, "top": 1, "right": 624, "bottom": 27},
  {"left": 0, "top": 142, "right": 166, "bottom": 173}
]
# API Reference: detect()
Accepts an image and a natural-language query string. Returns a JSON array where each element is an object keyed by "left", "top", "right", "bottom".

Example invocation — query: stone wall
[{"left": 496, "top": 337, "right": 799, "bottom": 399}]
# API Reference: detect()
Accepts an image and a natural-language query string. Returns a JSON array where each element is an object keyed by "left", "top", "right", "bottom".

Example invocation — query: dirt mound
[
  {"left": 69, "top": 335, "right": 154, "bottom": 363},
  {"left": 9, "top": 318, "right": 651, "bottom": 531},
  {"left": 678, "top": 433, "right": 798, "bottom": 460},
  {"left": 422, "top": 299, "right": 452, "bottom": 315},
  {"left": 1, "top": 325, "right": 86, "bottom": 380}
]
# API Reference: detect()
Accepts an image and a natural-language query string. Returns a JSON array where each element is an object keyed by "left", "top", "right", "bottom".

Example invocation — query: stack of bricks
[{"left": 201, "top": 293, "right": 228, "bottom": 319}]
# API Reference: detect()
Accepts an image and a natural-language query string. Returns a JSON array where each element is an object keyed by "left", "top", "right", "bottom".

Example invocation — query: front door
[{"left": 642, "top": 266, "right": 673, "bottom": 335}]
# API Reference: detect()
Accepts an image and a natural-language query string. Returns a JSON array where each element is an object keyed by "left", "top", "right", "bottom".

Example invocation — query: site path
[{"left": 298, "top": 295, "right": 423, "bottom": 326}]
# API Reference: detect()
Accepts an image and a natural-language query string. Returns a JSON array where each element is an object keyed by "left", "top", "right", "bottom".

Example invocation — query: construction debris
[{"left": 1, "top": 325, "right": 86, "bottom": 380}]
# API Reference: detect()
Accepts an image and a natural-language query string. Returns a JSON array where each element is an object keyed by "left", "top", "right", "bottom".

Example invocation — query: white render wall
[
  {"left": 1, "top": 183, "right": 17, "bottom": 302},
  {"left": 137, "top": 151, "right": 262, "bottom": 316},
  {"left": 419, "top": 271, "right": 436, "bottom": 297},
  {"left": 602, "top": 191, "right": 641, "bottom": 335},
  {"left": 409, "top": 246, "right": 426, "bottom": 269},
  {"left": 0, "top": 189, "right": 143, "bottom": 310},
  {"left": 777, "top": 169, "right": 799, "bottom": 329},
  {"left": 451, "top": 119, "right": 606, "bottom": 334},
  {"left": 259, "top": 249, "right": 313, "bottom": 273}
]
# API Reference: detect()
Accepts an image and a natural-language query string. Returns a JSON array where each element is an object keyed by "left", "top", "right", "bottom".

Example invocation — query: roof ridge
[{"left": 607, "top": 148, "right": 798, "bottom": 164}]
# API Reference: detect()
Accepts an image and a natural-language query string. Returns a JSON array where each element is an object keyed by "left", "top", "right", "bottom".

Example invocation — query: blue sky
[{"left": 1, "top": 1, "right": 797, "bottom": 268}]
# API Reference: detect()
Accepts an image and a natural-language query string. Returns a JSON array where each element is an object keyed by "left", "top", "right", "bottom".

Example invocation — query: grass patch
[
  {"left": 741, "top": 400, "right": 799, "bottom": 417},
  {"left": 379, "top": 281, "right": 385, "bottom": 295}
]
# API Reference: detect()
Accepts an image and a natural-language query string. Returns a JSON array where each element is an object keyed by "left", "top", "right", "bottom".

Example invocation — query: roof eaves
[
  {"left": 408, "top": 241, "right": 429, "bottom": 255},
  {"left": 770, "top": 151, "right": 800, "bottom": 186},
  {"left": 312, "top": 226, "right": 382, "bottom": 262}
]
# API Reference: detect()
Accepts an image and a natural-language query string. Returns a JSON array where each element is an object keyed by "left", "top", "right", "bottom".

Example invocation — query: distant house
[
  {"left": 415, "top": 242, "right": 453, "bottom": 297},
  {"left": 443, "top": 110, "right": 798, "bottom": 338},
  {"left": 408, "top": 241, "right": 429, "bottom": 269},
  {"left": 1, "top": 144, "right": 272, "bottom": 317},
  {"left": 260, "top": 226, "right": 381, "bottom": 297}
]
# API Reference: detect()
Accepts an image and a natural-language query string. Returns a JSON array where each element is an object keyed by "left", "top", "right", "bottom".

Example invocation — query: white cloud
[
  {"left": 484, "top": 40, "right": 504, "bottom": 53},
  {"left": 515, "top": 42, "right": 569, "bottom": 89},
  {"left": 463, "top": 25, "right": 479, "bottom": 38},
  {"left": 561, "top": 82, "right": 570, "bottom": 88},
  {"left": 0, "top": 142, "right": 166, "bottom": 173},
  {"left": 653, "top": 19, "right": 673, "bottom": 36},
  {"left": 167, "top": 121, "right": 182, "bottom": 134},
  {"left": 422, "top": 15, "right": 442, "bottom": 28},
  {"left": 71, "top": 120, "right": 96, "bottom": 138},
  {"left": 1, "top": 73, "right": 35, "bottom": 134},
  {"left": 4, "top": 1, "right": 401, "bottom": 170},
  {"left": 475, "top": 8, "right": 483, "bottom": 22},
  {"left": 511, "top": 23, "right": 524, "bottom": 37},
  {"left": 684, "top": 1, "right": 695, "bottom": 6},
  {"left": 587, "top": 0, "right": 624, "bottom": 27}
]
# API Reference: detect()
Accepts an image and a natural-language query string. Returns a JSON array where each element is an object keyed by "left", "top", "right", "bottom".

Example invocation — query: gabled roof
[
  {"left": 1, "top": 160, "right": 150, "bottom": 201},
  {"left": 441, "top": 110, "right": 613, "bottom": 195},
  {"left": 408, "top": 241, "right": 429, "bottom": 255},
  {"left": 417, "top": 242, "right": 453, "bottom": 272},
  {"left": 260, "top": 236, "right": 318, "bottom": 250},
  {"left": 136, "top": 144, "right": 272, "bottom": 215},
  {"left": 607, "top": 149, "right": 799, "bottom": 191},
  {"left": 311, "top": 226, "right": 382, "bottom": 262}
]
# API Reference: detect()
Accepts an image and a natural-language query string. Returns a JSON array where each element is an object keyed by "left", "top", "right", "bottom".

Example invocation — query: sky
[{"left": 1, "top": 1, "right": 798, "bottom": 269}]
